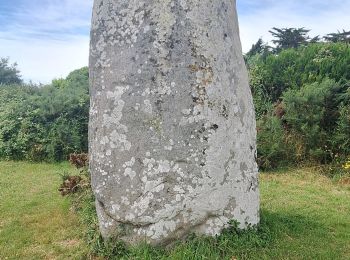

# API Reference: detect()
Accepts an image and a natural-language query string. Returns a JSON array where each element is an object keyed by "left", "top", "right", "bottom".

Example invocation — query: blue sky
[{"left": 0, "top": 0, "right": 349, "bottom": 83}]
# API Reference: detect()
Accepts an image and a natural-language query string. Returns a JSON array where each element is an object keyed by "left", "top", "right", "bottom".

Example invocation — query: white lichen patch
[
  {"left": 180, "top": 104, "right": 206, "bottom": 125},
  {"left": 164, "top": 145, "right": 172, "bottom": 151},
  {"left": 99, "top": 85, "right": 132, "bottom": 152},
  {"left": 111, "top": 204, "right": 120, "bottom": 214},
  {"left": 123, "top": 157, "right": 136, "bottom": 168},
  {"left": 150, "top": 0, "right": 176, "bottom": 45},
  {"left": 143, "top": 99, "right": 153, "bottom": 114},
  {"left": 158, "top": 160, "right": 171, "bottom": 173},
  {"left": 109, "top": 130, "right": 131, "bottom": 152},
  {"left": 149, "top": 220, "right": 177, "bottom": 240},
  {"left": 121, "top": 196, "right": 130, "bottom": 206},
  {"left": 124, "top": 168, "right": 136, "bottom": 180}
]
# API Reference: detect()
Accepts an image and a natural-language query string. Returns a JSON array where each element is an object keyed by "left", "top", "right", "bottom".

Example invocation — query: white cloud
[
  {"left": 1, "top": 0, "right": 350, "bottom": 82},
  {"left": 0, "top": 0, "right": 93, "bottom": 83},
  {"left": 1, "top": 0, "right": 92, "bottom": 39},
  {"left": 0, "top": 37, "right": 89, "bottom": 83}
]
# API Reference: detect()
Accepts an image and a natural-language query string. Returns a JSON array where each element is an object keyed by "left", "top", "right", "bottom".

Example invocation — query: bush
[
  {"left": 0, "top": 57, "right": 22, "bottom": 85},
  {"left": 249, "top": 42, "right": 350, "bottom": 103},
  {"left": 255, "top": 77, "right": 349, "bottom": 169},
  {"left": 282, "top": 78, "right": 345, "bottom": 163},
  {"left": 256, "top": 113, "right": 303, "bottom": 169},
  {"left": 332, "top": 104, "right": 350, "bottom": 157},
  {"left": 0, "top": 68, "right": 89, "bottom": 162}
]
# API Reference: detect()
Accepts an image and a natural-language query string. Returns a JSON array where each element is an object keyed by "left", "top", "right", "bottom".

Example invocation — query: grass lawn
[
  {"left": 0, "top": 161, "right": 88, "bottom": 259},
  {"left": 0, "top": 162, "right": 349, "bottom": 259}
]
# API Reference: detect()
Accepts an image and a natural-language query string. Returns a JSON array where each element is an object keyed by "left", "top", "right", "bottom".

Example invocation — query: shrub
[
  {"left": 282, "top": 78, "right": 344, "bottom": 163},
  {"left": 0, "top": 68, "right": 89, "bottom": 162},
  {"left": 0, "top": 57, "right": 22, "bottom": 85},
  {"left": 249, "top": 42, "right": 350, "bottom": 103},
  {"left": 257, "top": 114, "right": 293, "bottom": 169},
  {"left": 332, "top": 104, "right": 350, "bottom": 157}
]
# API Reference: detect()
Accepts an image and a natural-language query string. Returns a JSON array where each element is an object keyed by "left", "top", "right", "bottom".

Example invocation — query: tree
[
  {"left": 269, "top": 27, "right": 313, "bottom": 52},
  {"left": 245, "top": 38, "right": 271, "bottom": 59},
  {"left": 249, "top": 42, "right": 350, "bottom": 102},
  {"left": 324, "top": 30, "right": 350, "bottom": 44},
  {"left": 0, "top": 58, "right": 22, "bottom": 85},
  {"left": 0, "top": 67, "right": 89, "bottom": 161},
  {"left": 282, "top": 79, "right": 344, "bottom": 163}
]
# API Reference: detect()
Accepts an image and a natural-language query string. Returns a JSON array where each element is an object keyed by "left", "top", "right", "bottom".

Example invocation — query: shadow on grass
[
  {"left": 260, "top": 208, "right": 321, "bottom": 236},
  {"left": 80, "top": 208, "right": 324, "bottom": 260},
  {"left": 71, "top": 173, "right": 326, "bottom": 259}
]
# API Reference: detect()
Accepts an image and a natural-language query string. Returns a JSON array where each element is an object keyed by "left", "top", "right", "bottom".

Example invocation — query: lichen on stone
[{"left": 89, "top": 0, "right": 259, "bottom": 245}]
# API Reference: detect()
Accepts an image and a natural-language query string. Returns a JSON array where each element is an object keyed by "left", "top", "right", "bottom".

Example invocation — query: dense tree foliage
[
  {"left": 249, "top": 41, "right": 350, "bottom": 169},
  {"left": 246, "top": 27, "right": 349, "bottom": 59},
  {"left": 1, "top": 34, "right": 350, "bottom": 172},
  {"left": 0, "top": 58, "right": 22, "bottom": 85},
  {"left": 324, "top": 30, "right": 350, "bottom": 44},
  {"left": 0, "top": 67, "right": 89, "bottom": 161},
  {"left": 245, "top": 38, "right": 272, "bottom": 60},
  {"left": 249, "top": 42, "right": 350, "bottom": 102},
  {"left": 269, "top": 27, "right": 314, "bottom": 52}
]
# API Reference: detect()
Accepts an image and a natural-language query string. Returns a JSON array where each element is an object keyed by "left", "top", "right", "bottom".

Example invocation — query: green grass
[
  {"left": 0, "top": 162, "right": 349, "bottom": 259},
  {"left": 0, "top": 161, "right": 88, "bottom": 259}
]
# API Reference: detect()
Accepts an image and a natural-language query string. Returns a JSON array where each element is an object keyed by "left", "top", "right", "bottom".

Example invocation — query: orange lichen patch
[
  {"left": 189, "top": 64, "right": 214, "bottom": 85},
  {"left": 189, "top": 64, "right": 198, "bottom": 72}
]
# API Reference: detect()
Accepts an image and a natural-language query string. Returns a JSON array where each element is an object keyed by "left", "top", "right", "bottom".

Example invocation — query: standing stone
[{"left": 89, "top": 0, "right": 259, "bottom": 245}]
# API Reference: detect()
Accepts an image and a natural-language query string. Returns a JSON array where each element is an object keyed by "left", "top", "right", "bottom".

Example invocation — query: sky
[{"left": 0, "top": 0, "right": 349, "bottom": 83}]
